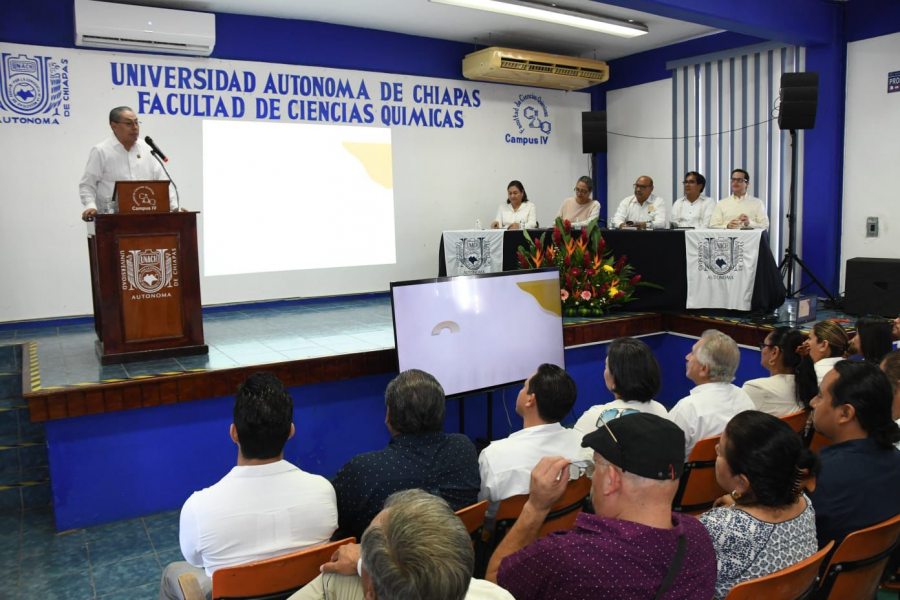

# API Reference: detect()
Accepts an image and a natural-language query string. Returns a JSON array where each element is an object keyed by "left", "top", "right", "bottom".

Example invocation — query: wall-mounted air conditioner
[
  {"left": 463, "top": 47, "right": 609, "bottom": 91},
  {"left": 74, "top": 0, "right": 216, "bottom": 57}
]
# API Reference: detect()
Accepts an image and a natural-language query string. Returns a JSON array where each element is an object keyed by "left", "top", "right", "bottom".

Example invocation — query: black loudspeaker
[
  {"left": 582, "top": 111, "right": 606, "bottom": 154},
  {"left": 844, "top": 257, "right": 900, "bottom": 317},
  {"left": 778, "top": 72, "right": 818, "bottom": 130}
]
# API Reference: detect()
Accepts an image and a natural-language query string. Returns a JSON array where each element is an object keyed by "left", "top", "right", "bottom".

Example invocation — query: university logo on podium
[
  {"left": 124, "top": 249, "right": 177, "bottom": 295},
  {"left": 0, "top": 53, "right": 64, "bottom": 117}
]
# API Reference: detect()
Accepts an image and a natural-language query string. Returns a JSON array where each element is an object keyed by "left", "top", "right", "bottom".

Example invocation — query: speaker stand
[{"left": 778, "top": 129, "right": 837, "bottom": 304}]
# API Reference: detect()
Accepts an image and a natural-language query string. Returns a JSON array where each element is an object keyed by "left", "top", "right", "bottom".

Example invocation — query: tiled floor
[{"left": 4, "top": 506, "right": 180, "bottom": 600}]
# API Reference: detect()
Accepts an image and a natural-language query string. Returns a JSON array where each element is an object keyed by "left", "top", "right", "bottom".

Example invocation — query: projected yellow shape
[
  {"left": 516, "top": 280, "right": 562, "bottom": 316},
  {"left": 343, "top": 142, "right": 393, "bottom": 189}
]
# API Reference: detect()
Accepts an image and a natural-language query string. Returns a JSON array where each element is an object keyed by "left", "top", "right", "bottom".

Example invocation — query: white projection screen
[
  {"left": 202, "top": 120, "right": 396, "bottom": 276},
  {"left": 391, "top": 268, "right": 565, "bottom": 396}
]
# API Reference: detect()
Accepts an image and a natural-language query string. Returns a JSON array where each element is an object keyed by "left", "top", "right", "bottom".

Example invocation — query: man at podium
[{"left": 79, "top": 106, "right": 179, "bottom": 221}]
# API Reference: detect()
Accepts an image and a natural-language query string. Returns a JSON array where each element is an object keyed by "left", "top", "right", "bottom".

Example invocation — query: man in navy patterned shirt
[{"left": 331, "top": 369, "right": 480, "bottom": 540}]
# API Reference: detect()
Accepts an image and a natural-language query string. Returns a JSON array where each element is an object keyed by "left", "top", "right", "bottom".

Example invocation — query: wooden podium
[{"left": 87, "top": 209, "right": 207, "bottom": 364}]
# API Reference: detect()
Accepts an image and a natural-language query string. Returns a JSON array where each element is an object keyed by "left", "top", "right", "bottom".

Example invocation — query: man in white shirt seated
[
  {"left": 478, "top": 364, "right": 582, "bottom": 503},
  {"left": 709, "top": 168, "right": 769, "bottom": 229},
  {"left": 668, "top": 330, "right": 756, "bottom": 458},
  {"left": 671, "top": 171, "right": 715, "bottom": 228},
  {"left": 159, "top": 373, "right": 338, "bottom": 600},
  {"left": 611, "top": 175, "right": 668, "bottom": 230},
  {"left": 290, "top": 489, "right": 514, "bottom": 600}
]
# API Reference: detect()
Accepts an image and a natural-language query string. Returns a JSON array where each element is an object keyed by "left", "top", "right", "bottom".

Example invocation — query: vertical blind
[{"left": 669, "top": 44, "right": 806, "bottom": 265}]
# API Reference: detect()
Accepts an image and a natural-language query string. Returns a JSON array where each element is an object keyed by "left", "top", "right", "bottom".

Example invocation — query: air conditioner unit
[
  {"left": 74, "top": 0, "right": 215, "bottom": 57},
  {"left": 463, "top": 47, "right": 609, "bottom": 91}
]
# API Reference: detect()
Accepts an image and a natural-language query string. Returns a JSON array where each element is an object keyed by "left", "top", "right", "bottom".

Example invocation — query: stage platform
[{"left": 9, "top": 292, "right": 853, "bottom": 424}]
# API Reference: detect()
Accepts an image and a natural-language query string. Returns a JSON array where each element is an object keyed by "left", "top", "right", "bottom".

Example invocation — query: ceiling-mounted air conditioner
[
  {"left": 463, "top": 47, "right": 609, "bottom": 91},
  {"left": 74, "top": 0, "right": 216, "bottom": 57}
]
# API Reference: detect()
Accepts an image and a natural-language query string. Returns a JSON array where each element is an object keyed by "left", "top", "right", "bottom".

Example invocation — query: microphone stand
[{"left": 150, "top": 151, "right": 181, "bottom": 211}]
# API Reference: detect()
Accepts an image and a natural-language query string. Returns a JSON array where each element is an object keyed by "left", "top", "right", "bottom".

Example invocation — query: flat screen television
[{"left": 390, "top": 268, "right": 565, "bottom": 397}]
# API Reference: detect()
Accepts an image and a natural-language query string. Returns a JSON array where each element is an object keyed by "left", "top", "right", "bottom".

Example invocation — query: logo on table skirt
[
  {"left": 456, "top": 237, "right": 493, "bottom": 273},
  {"left": 698, "top": 236, "right": 745, "bottom": 275},
  {"left": 0, "top": 53, "right": 69, "bottom": 122},
  {"left": 124, "top": 249, "right": 177, "bottom": 294}
]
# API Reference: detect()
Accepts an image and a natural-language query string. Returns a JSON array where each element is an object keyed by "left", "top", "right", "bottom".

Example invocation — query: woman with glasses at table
[
  {"left": 699, "top": 410, "right": 820, "bottom": 599},
  {"left": 741, "top": 327, "right": 807, "bottom": 417},
  {"left": 491, "top": 180, "right": 537, "bottom": 230},
  {"left": 573, "top": 337, "right": 669, "bottom": 459},
  {"left": 555, "top": 175, "right": 600, "bottom": 227}
]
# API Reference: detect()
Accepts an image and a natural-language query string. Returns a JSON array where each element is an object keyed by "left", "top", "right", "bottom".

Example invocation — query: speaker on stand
[
  {"left": 776, "top": 72, "right": 836, "bottom": 305},
  {"left": 581, "top": 111, "right": 606, "bottom": 223}
]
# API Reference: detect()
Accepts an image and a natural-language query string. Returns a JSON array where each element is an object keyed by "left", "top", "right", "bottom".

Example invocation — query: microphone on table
[{"left": 144, "top": 136, "right": 168, "bottom": 163}]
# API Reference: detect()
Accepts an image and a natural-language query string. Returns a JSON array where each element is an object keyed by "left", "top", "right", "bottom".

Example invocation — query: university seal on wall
[{"left": 0, "top": 53, "right": 63, "bottom": 116}]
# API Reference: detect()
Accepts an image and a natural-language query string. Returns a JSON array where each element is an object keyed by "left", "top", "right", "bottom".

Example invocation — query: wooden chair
[
  {"left": 724, "top": 541, "right": 834, "bottom": 600},
  {"left": 816, "top": 512, "right": 900, "bottom": 599},
  {"left": 489, "top": 475, "right": 592, "bottom": 540},
  {"left": 672, "top": 435, "right": 726, "bottom": 514},
  {"left": 455, "top": 499, "right": 489, "bottom": 535},
  {"left": 193, "top": 537, "right": 357, "bottom": 600},
  {"left": 781, "top": 409, "right": 810, "bottom": 435},
  {"left": 808, "top": 431, "right": 832, "bottom": 453}
]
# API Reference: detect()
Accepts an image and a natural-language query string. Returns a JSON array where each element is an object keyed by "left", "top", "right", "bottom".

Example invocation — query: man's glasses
[
  {"left": 682, "top": 179, "right": 698, "bottom": 184},
  {"left": 596, "top": 407, "right": 639, "bottom": 428},
  {"left": 115, "top": 119, "right": 141, "bottom": 127},
  {"left": 568, "top": 460, "right": 595, "bottom": 480},
  {"left": 633, "top": 184, "right": 650, "bottom": 189},
  {"left": 730, "top": 177, "right": 748, "bottom": 183}
]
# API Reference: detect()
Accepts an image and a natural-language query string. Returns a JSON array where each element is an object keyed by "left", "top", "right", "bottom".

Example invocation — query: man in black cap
[{"left": 486, "top": 413, "right": 716, "bottom": 600}]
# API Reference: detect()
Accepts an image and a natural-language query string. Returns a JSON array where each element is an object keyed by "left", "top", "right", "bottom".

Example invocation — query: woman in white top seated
[
  {"left": 573, "top": 337, "right": 668, "bottom": 459},
  {"left": 491, "top": 180, "right": 537, "bottom": 230},
  {"left": 742, "top": 327, "right": 807, "bottom": 417},
  {"left": 797, "top": 320, "right": 850, "bottom": 386}
]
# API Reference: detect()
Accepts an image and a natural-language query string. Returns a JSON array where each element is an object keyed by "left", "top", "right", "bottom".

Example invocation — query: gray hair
[
  {"left": 361, "top": 489, "right": 473, "bottom": 600},
  {"left": 108, "top": 106, "right": 134, "bottom": 123},
  {"left": 697, "top": 329, "right": 740, "bottom": 382},
  {"left": 576, "top": 175, "right": 593, "bottom": 192},
  {"left": 385, "top": 369, "right": 446, "bottom": 434}
]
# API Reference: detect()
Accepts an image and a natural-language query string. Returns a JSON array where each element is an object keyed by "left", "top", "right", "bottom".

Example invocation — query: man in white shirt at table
[
  {"left": 611, "top": 175, "right": 668, "bottom": 230},
  {"left": 671, "top": 171, "right": 715, "bottom": 228},
  {"left": 709, "top": 168, "right": 769, "bottom": 229},
  {"left": 668, "top": 329, "right": 755, "bottom": 458},
  {"left": 478, "top": 364, "right": 582, "bottom": 503}
]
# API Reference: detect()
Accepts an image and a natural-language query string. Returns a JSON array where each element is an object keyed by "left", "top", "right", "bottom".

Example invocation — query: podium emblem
[{"left": 125, "top": 249, "right": 175, "bottom": 294}]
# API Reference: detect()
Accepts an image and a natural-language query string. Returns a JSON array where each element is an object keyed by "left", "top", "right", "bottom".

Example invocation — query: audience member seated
[
  {"left": 669, "top": 330, "right": 755, "bottom": 458},
  {"left": 797, "top": 320, "right": 850, "bottom": 386},
  {"left": 849, "top": 316, "right": 894, "bottom": 364},
  {"left": 708, "top": 168, "right": 769, "bottom": 229},
  {"left": 893, "top": 316, "right": 900, "bottom": 341},
  {"left": 159, "top": 373, "right": 338, "bottom": 600},
  {"left": 573, "top": 337, "right": 668, "bottom": 460},
  {"left": 556, "top": 175, "right": 600, "bottom": 227},
  {"left": 491, "top": 180, "right": 537, "bottom": 230},
  {"left": 671, "top": 171, "right": 715, "bottom": 228},
  {"left": 479, "top": 364, "right": 581, "bottom": 502},
  {"left": 742, "top": 327, "right": 807, "bottom": 416},
  {"left": 331, "top": 369, "right": 480, "bottom": 541},
  {"left": 290, "top": 489, "right": 513, "bottom": 600},
  {"left": 486, "top": 413, "right": 716, "bottom": 599},
  {"left": 882, "top": 350, "right": 900, "bottom": 448},
  {"left": 611, "top": 175, "right": 668, "bottom": 230},
  {"left": 699, "top": 411, "right": 819, "bottom": 599},
  {"left": 807, "top": 360, "right": 900, "bottom": 548}
]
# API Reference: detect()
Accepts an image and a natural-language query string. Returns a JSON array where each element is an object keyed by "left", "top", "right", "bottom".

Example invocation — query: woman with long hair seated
[
  {"left": 699, "top": 410, "right": 820, "bottom": 599},
  {"left": 742, "top": 327, "right": 807, "bottom": 416},
  {"left": 573, "top": 337, "right": 667, "bottom": 459},
  {"left": 797, "top": 320, "right": 850, "bottom": 386},
  {"left": 849, "top": 317, "right": 894, "bottom": 364}
]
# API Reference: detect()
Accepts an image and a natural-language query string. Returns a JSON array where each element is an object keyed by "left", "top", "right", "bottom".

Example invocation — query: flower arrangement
[{"left": 516, "top": 217, "right": 659, "bottom": 317}]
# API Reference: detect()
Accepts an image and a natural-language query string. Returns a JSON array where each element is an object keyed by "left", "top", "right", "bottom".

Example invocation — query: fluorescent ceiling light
[{"left": 430, "top": 0, "right": 648, "bottom": 38}]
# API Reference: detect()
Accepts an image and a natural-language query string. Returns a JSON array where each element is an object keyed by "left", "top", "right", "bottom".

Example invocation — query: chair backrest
[
  {"left": 210, "top": 537, "right": 356, "bottom": 600},
  {"left": 724, "top": 541, "right": 834, "bottom": 600},
  {"left": 455, "top": 499, "right": 489, "bottom": 535},
  {"left": 781, "top": 410, "right": 809, "bottom": 435},
  {"left": 672, "top": 435, "right": 725, "bottom": 514},
  {"left": 808, "top": 431, "right": 832, "bottom": 453},
  {"left": 491, "top": 475, "right": 592, "bottom": 539},
  {"left": 817, "top": 512, "right": 900, "bottom": 599}
]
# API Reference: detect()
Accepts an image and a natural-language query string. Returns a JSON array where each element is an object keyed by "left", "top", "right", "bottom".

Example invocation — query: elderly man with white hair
[{"left": 669, "top": 329, "right": 756, "bottom": 457}]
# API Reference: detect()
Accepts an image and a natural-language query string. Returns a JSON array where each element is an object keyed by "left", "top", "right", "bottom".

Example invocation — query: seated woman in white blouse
[
  {"left": 491, "top": 180, "right": 537, "bottom": 230},
  {"left": 797, "top": 320, "right": 850, "bottom": 387},
  {"left": 699, "top": 411, "right": 819, "bottom": 600},
  {"left": 573, "top": 337, "right": 668, "bottom": 459},
  {"left": 742, "top": 327, "right": 807, "bottom": 417}
]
